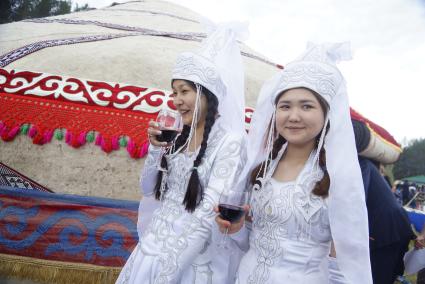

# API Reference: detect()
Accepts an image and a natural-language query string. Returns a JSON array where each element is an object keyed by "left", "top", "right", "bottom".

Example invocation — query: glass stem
[{"left": 219, "top": 227, "right": 229, "bottom": 248}]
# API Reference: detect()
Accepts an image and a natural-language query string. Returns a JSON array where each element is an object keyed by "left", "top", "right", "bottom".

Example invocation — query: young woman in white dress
[
  {"left": 116, "top": 23, "right": 248, "bottom": 284},
  {"left": 216, "top": 42, "right": 373, "bottom": 284}
]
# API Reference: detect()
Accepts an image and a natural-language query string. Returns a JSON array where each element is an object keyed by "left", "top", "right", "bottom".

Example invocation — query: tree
[
  {"left": 0, "top": 0, "right": 72, "bottom": 23},
  {"left": 393, "top": 138, "right": 425, "bottom": 179},
  {"left": 0, "top": 0, "right": 13, "bottom": 24},
  {"left": 74, "top": 3, "right": 91, "bottom": 12}
]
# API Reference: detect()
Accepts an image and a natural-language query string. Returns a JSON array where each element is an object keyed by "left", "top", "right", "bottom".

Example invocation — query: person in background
[
  {"left": 351, "top": 120, "right": 415, "bottom": 284},
  {"left": 358, "top": 157, "right": 415, "bottom": 284},
  {"left": 379, "top": 164, "right": 392, "bottom": 188},
  {"left": 402, "top": 182, "right": 411, "bottom": 205}
]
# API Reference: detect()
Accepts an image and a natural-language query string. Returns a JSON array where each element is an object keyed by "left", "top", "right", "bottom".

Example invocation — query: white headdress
[
  {"left": 245, "top": 42, "right": 373, "bottom": 283},
  {"left": 171, "top": 21, "right": 248, "bottom": 140}
]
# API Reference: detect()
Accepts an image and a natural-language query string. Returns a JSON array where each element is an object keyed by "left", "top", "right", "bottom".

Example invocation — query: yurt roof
[
  {"left": 0, "top": 0, "right": 280, "bottom": 201},
  {"left": 0, "top": 0, "right": 279, "bottom": 107}
]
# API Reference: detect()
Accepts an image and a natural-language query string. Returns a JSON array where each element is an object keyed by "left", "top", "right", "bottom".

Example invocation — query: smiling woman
[
  {"left": 115, "top": 22, "right": 249, "bottom": 284},
  {"left": 171, "top": 80, "right": 209, "bottom": 128},
  {"left": 275, "top": 88, "right": 327, "bottom": 150},
  {"left": 215, "top": 42, "right": 373, "bottom": 284}
]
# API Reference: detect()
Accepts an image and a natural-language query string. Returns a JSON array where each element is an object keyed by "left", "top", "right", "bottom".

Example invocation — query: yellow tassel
[{"left": 0, "top": 253, "right": 122, "bottom": 284}]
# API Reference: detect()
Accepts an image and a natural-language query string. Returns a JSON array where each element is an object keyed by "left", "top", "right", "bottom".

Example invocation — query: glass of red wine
[
  {"left": 155, "top": 108, "right": 182, "bottom": 172},
  {"left": 156, "top": 108, "right": 183, "bottom": 143},
  {"left": 217, "top": 190, "right": 247, "bottom": 249}
]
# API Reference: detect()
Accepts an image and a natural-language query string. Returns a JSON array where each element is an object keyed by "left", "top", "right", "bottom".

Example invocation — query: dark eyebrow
[
  {"left": 173, "top": 82, "right": 190, "bottom": 90},
  {"left": 277, "top": 99, "right": 316, "bottom": 104}
]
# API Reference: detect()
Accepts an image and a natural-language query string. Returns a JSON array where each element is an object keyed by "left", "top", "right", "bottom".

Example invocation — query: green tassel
[
  {"left": 20, "top": 124, "right": 30, "bottom": 135},
  {"left": 86, "top": 131, "right": 95, "bottom": 143},
  {"left": 54, "top": 129, "right": 63, "bottom": 140},
  {"left": 119, "top": 136, "right": 127, "bottom": 147}
]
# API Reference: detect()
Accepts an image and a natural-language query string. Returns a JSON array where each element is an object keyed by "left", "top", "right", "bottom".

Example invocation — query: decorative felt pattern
[
  {"left": 0, "top": 163, "right": 52, "bottom": 193},
  {"left": 0, "top": 68, "right": 174, "bottom": 158},
  {"left": 0, "top": 187, "right": 138, "bottom": 267}
]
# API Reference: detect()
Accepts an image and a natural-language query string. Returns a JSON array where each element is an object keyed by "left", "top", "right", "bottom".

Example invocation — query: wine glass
[
  {"left": 155, "top": 108, "right": 183, "bottom": 144},
  {"left": 217, "top": 189, "right": 247, "bottom": 249},
  {"left": 155, "top": 108, "right": 182, "bottom": 172}
]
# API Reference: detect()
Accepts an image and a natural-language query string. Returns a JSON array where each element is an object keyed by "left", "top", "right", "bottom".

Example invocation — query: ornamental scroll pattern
[{"left": 0, "top": 68, "right": 174, "bottom": 113}]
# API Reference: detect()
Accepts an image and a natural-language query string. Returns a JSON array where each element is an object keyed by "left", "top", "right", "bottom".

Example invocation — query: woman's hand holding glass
[
  {"left": 148, "top": 108, "right": 183, "bottom": 147},
  {"left": 214, "top": 204, "right": 250, "bottom": 234},
  {"left": 147, "top": 120, "right": 169, "bottom": 147},
  {"left": 215, "top": 190, "right": 250, "bottom": 249}
]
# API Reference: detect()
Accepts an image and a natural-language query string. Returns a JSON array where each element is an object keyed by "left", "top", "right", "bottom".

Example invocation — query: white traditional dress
[
  {"left": 235, "top": 149, "right": 347, "bottom": 284},
  {"left": 116, "top": 120, "right": 247, "bottom": 284},
  {"left": 235, "top": 42, "right": 372, "bottom": 284}
]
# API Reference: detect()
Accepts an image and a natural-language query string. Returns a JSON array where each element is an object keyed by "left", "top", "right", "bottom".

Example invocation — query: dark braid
[
  {"left": 250, "top": 135, "right": 285, "bottom": 188},
  {"left": 312, "top": 147, "right": 330, "bottom": 197},
  {"left": 183, "top": 88, "right": 218, "bottom": 212},
  {"left": 153, "top": 80, "right": 219, "bottom": 212}
]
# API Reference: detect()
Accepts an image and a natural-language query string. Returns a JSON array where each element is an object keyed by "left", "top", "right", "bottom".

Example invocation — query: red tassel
[
  {"left": 70, "top": 133, "right": 81, "bottom": 148},
  {"left": 101, "top": 137, "right": 112, "bottom": 153},
  {"left": 1, "top": 126, "right": 10, "bottom": 141},
  {"left": 0, "top": 122, "right": 5, "bottom": 135},
  {"left": 32, "top": 132, "right": 44, "bottom": 145}
]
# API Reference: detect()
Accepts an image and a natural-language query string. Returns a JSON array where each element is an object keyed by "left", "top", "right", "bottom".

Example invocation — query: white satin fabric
[{"left": 235, "top": 154, "right": 347, "bottom": 284}]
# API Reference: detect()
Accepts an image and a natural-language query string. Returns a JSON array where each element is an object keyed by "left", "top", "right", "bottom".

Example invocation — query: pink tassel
[
  {"left": 127, "top": 139, "right": 135, "bottom": 152},
  {"left": 111, "top": 136, "right": 119, "bottom": 150},
  {"left": 95, "top": 133, "right": 102, "bottom": 146},
  {"left": 28, "top": 126, "right": 37, "bottom": 138},
  {"left": 78, "top": 132, "right": 87, "bottom": 146},
  {"left": 43, "top": 130, "right": 54, "bottom": 143},
  {"left": 8, "top": 126, "right": 20, "bottom": 139},
  {"left": 65, "top": 130, "right": 72, "bottom": 144},
  {"left": 127, "top": 140, "right": 137, "bottom": 158},
  {"left": 139, "top": 141, "right": 149, "bottom": 158}
]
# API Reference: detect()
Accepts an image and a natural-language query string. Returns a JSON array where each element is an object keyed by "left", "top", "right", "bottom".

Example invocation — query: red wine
[
  {"left": 156, "top": 128, "right": 179, "bottom": 143},
  {"left": 218, "top": 204, "right": 244, "bottom": 223}
]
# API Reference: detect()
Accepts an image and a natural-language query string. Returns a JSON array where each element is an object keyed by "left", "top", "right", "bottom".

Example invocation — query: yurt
[
  {"left": 0, "top": 1, "right": 402, "bottom": 283},
  {"left": 0, "top": 1, "right": 279, "bottom": 283}
]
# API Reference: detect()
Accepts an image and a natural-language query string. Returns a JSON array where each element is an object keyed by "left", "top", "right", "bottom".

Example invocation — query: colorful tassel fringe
[{"left": 0, "top": 121, "right": 148, "bottom": 159}]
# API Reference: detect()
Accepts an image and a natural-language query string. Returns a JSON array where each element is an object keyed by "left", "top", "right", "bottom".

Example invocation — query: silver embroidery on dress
[
  {"left": 140, "top": 123, "right": 246, "bottom": 283},
  {"left": 247, "top": 164, "right": 330, "bottom": 284}
]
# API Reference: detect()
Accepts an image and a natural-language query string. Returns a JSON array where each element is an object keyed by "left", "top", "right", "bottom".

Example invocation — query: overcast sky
[{"left": 73, "top": 0, "right": 425, "bottom": 144}]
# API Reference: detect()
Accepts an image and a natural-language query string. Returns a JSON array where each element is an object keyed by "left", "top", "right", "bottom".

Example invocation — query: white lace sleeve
[{"left": 140, "top": 144, "right": 162, "bottom": 196}]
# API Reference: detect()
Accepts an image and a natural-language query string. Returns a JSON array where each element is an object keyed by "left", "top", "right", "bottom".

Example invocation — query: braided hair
[
  {"left": 251, "top": 88, "right": 330, "bottom": 197},
  {"left": 154, "top": 80, "right": 219, "bottom": 212}
]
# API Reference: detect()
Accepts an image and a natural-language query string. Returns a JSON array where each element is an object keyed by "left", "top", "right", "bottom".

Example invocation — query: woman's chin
[{"left": 182, "top": 119, "right": 192, "bottom": 126}]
